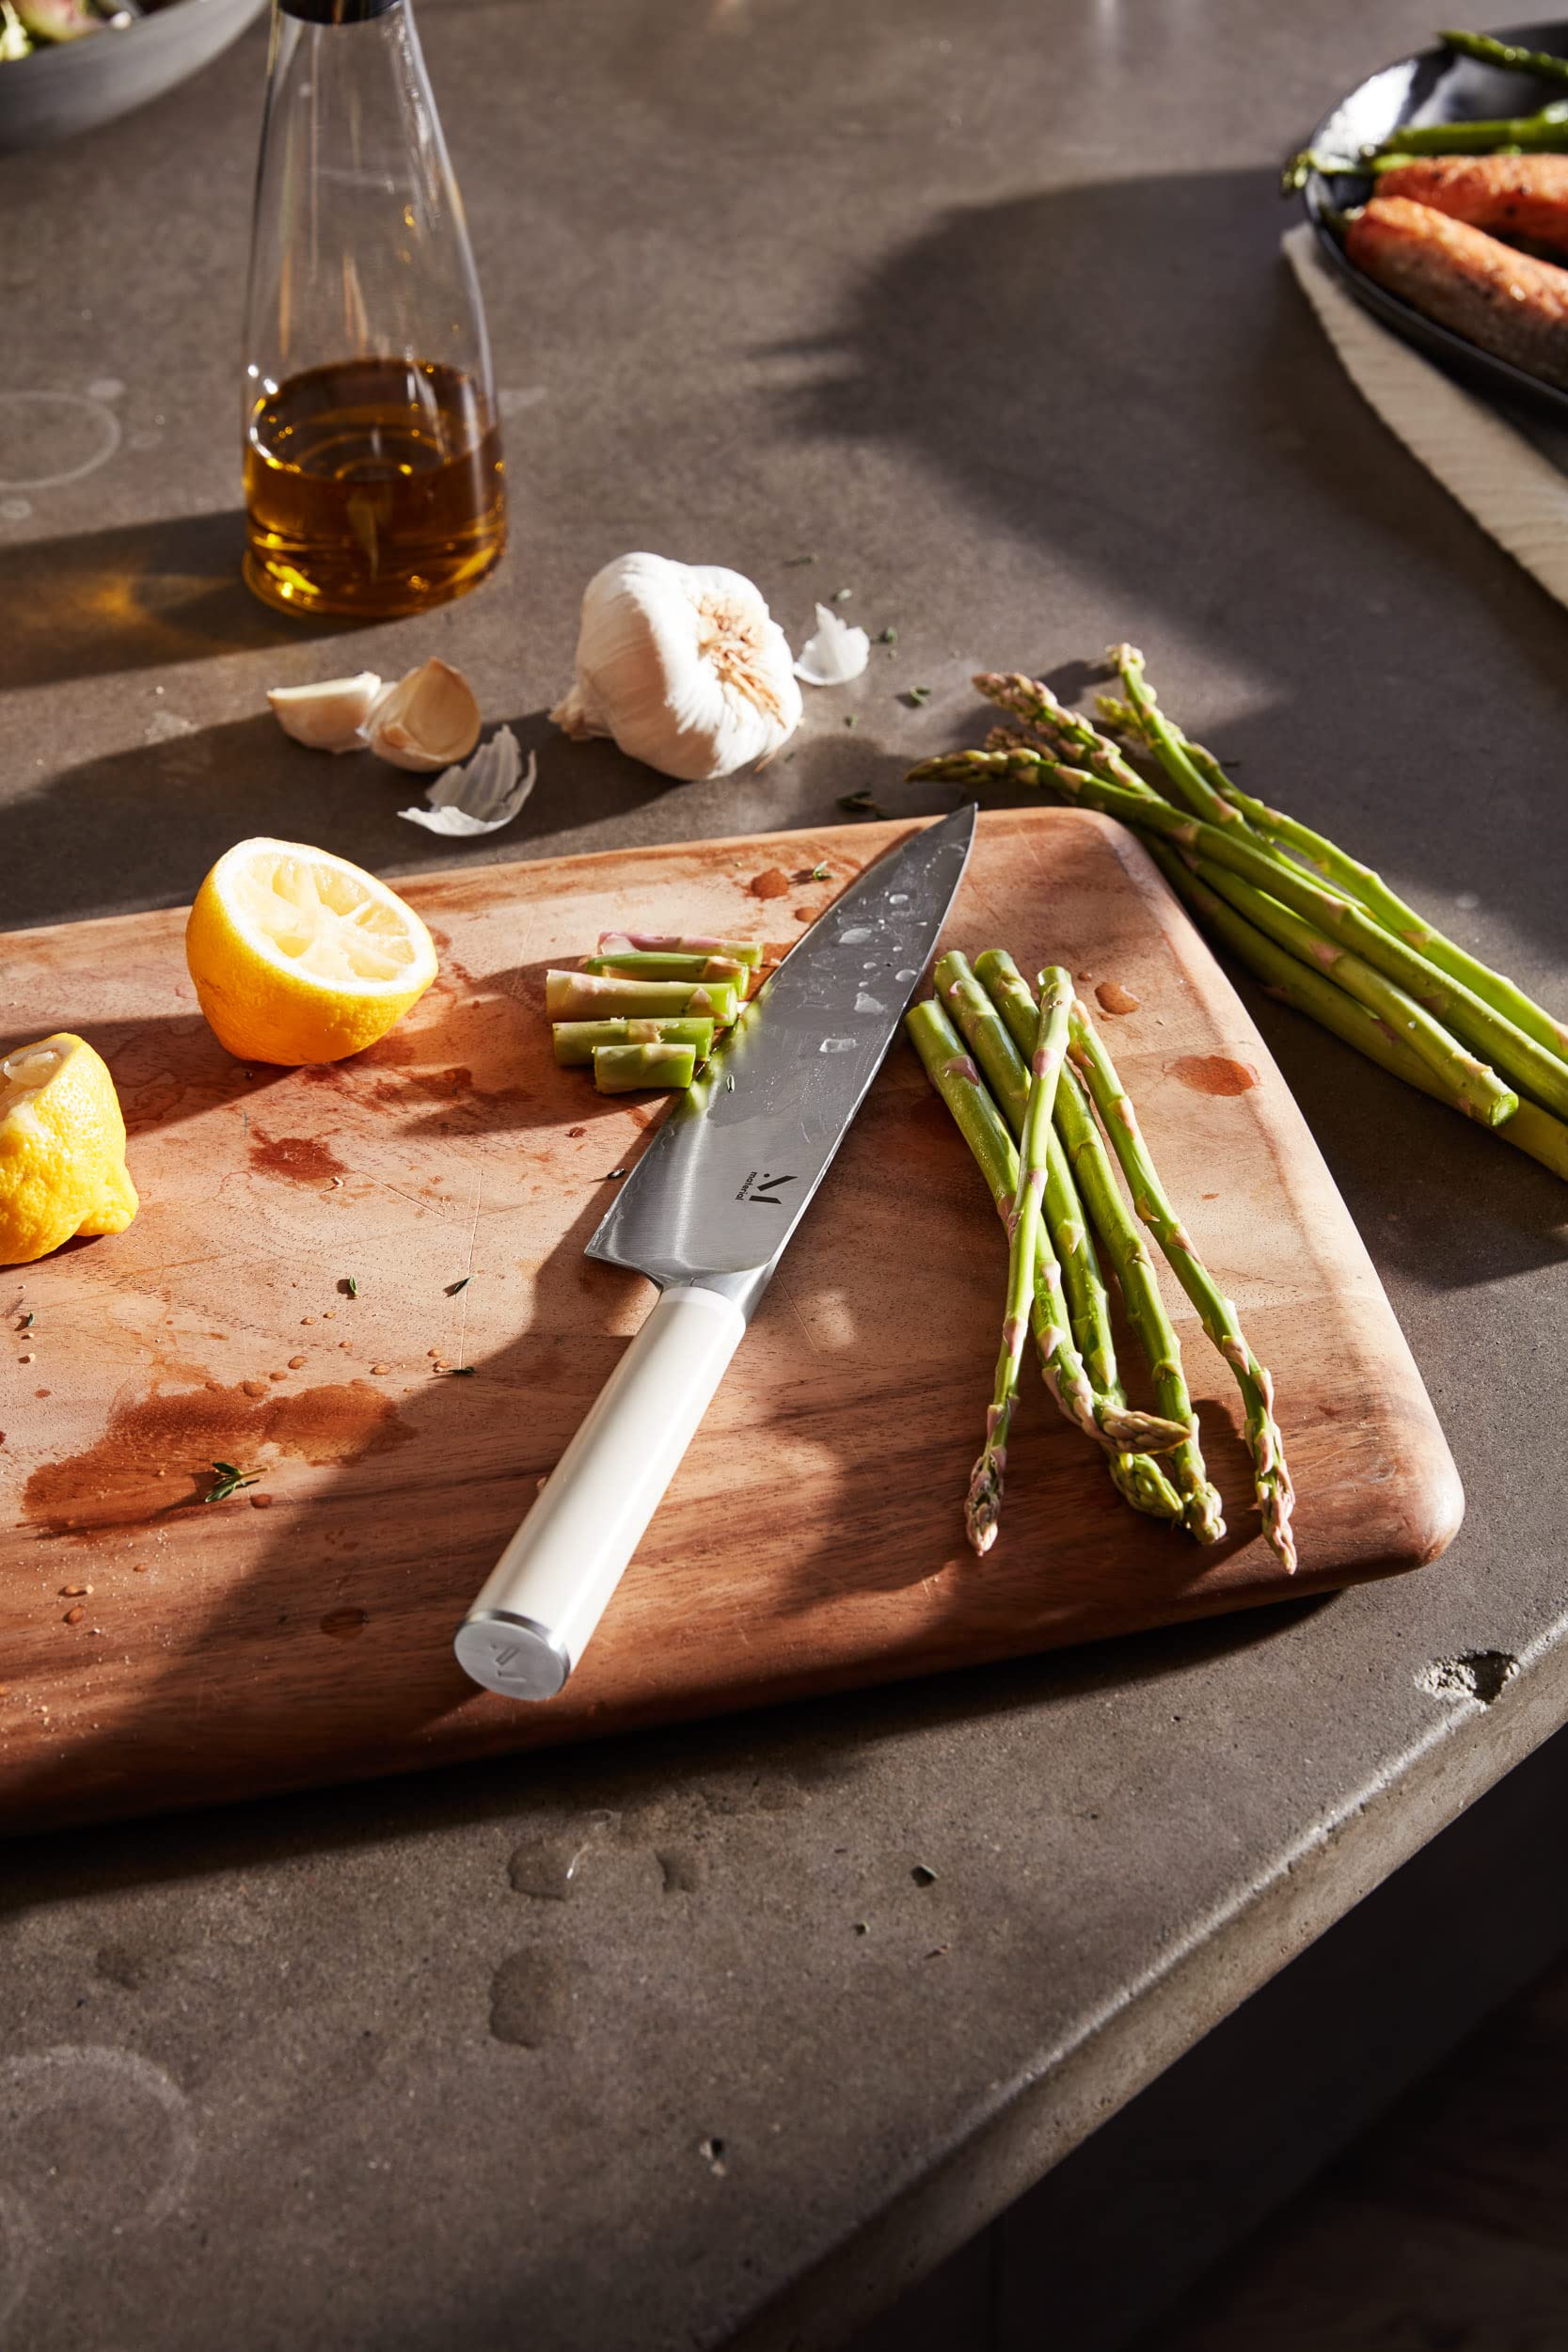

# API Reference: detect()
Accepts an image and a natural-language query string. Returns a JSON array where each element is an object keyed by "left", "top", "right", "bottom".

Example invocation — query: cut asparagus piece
[
  {"left": 581, "top": 950, "right": 750, "bottom": 986},
  {"left": 935, "top": 949, "right": 1188, "bottom": 1496},
  {"left": 967, "top": 967, "right": 1073, "bottom": 1554},
  {"left": 552, "top": 1016, "right": 716, "bottom": 1069},
  {"left": 910, "top": 743, "right": 1568, "bottom": 1123},
  {"left": 597, "top": 930, "right": 763, "bottom": 967},
  {"left": 1098, "top": 690, "right": 1568, "bottom": 1070},
  {"left": 1066, "top": 999, "right": 1296, "bottom": 1573},
  {"left": 546, "top": 970, "right": 739, "bottom": 1025},
  {"left": 592, "top": 1042, "right": 697, "bottom": 1094},
  {"left": 1148, "top": 845, "right": 1568, "bottom": 1186},
  {"left": 976, "top": 950, "right": 1222, "bottom": 1542}
]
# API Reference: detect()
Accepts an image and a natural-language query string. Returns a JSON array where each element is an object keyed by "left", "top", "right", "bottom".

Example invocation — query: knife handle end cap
[{"left": 454, "top": 1610, "right": 572, "bottom": 1701}]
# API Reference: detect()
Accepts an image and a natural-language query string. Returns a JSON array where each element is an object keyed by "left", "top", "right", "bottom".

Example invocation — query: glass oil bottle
[{"left": 242, "top": 0, "right": 506, "bottom": 617}]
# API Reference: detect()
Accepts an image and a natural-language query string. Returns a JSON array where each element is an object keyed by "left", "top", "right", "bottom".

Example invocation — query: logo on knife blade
[{"left": 736, "top": 1170, "right": 799, "bottom": 1207}]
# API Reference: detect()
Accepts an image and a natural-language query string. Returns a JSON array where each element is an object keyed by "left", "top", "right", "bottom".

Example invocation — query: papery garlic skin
[
  {"left": 551, "top": 552, "right": 802, "bottom": 783},
  {"left": 794, "top": 603, "right": 870, "bottom": 687},
  {"left": 398, "top": 727, "right": 538, "bottom": 836},
  {"left": 364, "top": 659, "right": 483, "bottom": 773},
  {"left": 267, "top": 673, "right": 383, "bottom": 753}
]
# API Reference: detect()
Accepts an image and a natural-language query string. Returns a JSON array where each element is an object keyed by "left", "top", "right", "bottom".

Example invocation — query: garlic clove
[
  {"left": 267, "top": 672, "right": 383, "bottom": 753},
  {"left": 398, "top": 727, "right": 538, "bottom": 836},
  {"left": 550, "top": 551, "right": 801, "bottom": 784},
  {"left": 363, "top": 658, "right": 483, "bottom": 773},
  {"left": 793, "top": 602, "right": 870, "bottom": 687}
]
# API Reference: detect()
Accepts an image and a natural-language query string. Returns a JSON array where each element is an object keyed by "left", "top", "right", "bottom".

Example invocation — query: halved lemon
[
  {"left": 185, "top": 838, "right": 438, "bottom": 1066},
  {"left": 0, "top": 1032, "right": 138, "bottom": 1267}
]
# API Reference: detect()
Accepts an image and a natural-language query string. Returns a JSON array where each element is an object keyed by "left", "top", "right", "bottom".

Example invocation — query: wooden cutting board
[{"left": 0, "top": 811, "right": 1461, "bottom": 1830}]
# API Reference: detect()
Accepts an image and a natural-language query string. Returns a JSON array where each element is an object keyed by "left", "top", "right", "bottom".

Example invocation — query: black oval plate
[{"left": 1300, "top": 20, "right": 1568, "bottom": 422}]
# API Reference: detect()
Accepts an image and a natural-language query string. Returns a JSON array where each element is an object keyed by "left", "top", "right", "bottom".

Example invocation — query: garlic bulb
[
  {"left": 267, "top": 672, "right": 382, "bottom": 753},
  {"left": 551, "top": 552, "right": 801, "bottom": 783},
  {"left": 794, "top": 603, "right": 869, "bottom": 687},
  {"left": 363, "top": 659, "right": 483, "bottom": 773}
]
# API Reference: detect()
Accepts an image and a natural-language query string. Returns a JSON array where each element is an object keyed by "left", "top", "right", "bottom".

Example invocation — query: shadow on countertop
[
  {"left": 767, "top": 166, "right": 1568, "bottom": 1280},
  {"left": 0, "top": 510, "right": 360, "bottom": 693},
  {"left": 0, "top": 1588, "right": 1328, "bottom": 1915},
  {"left": 772, "top": 167, "right": 1568, "bottom": 968},
  {"left": 0, "top": 708, "right": 682, "bottom": 930}
]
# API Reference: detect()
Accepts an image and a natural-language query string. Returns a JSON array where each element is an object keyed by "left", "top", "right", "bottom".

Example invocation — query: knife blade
[{"left": 453, "top": 803, "right": 975, "bottom": 1700}]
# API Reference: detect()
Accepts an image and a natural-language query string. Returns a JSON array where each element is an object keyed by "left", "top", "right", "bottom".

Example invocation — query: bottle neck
[{"left": 277, "top": 0, "right": 401, "bottom": 22}]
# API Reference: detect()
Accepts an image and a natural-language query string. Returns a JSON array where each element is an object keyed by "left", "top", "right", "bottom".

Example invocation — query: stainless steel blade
[{"left": 585, "top": 803, "right": 975, "bottom": 1312}]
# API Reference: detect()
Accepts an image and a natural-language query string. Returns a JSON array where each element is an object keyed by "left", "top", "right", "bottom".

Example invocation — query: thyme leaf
[{"left": 203, "top": 1460, "right": 261, "bottom": 1503}]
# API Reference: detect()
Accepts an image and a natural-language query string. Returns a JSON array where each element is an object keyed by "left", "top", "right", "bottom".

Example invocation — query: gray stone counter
[{"left": 2, "top": 1, "right": 1565, "bottom": 2344}]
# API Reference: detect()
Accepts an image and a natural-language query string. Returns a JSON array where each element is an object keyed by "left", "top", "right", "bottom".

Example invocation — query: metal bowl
[
  {"left": 1300, "top": 20, "right": 1568, "bottom": 422},
  {"left": 0, "top": 0, "right": 267, "bottom": 153}
]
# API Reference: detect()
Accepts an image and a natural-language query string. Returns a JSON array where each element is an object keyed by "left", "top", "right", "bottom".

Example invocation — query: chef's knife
[{"left": 453, "top": 803, "right": 976, "bottom": 1701}]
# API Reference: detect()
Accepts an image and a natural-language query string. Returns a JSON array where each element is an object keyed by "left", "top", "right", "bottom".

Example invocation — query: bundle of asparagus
[
  {"left": 908, "top": 649, "right": 1568, "bottom": 1189},
  {"left": 908, "top": 956, "right": 1293, "bottom": 1570},
  {"left": 546, "top": 931, "right": 763, "bottom": 1095}
]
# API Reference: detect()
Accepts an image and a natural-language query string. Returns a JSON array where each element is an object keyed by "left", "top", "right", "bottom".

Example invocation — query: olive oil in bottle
[
  {"left": 244, "top": 358, "right": 505, "bottom": 618},
  {"left": 242, "top": 0, "right": 505, "bottom": 618}
]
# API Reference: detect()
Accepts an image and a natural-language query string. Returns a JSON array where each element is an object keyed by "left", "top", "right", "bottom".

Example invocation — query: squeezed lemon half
[
  {"left": 0, "top": 1032, "right": 138, "bottom": 1267},
  {"left": 185, "top": 837, "right": 437, "bottom": 1065}
]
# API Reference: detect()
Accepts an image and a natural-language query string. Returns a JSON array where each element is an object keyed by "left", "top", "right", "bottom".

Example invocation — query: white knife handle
[{"left": 453, "top": 1284, "right": 747, "bottom": 1700}]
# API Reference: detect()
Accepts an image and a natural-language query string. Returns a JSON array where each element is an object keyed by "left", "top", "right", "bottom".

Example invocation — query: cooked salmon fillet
[
  {"left": 1377, "top": 155, "right": 1568, "bottom": 253},
  {"left": 1346, "top": 195, "right": 1568, "bottom": 389}
]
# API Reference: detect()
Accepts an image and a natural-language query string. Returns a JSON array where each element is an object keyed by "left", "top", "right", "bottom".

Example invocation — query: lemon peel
[{"left": 0, "top": 1032, "right": 138, "bottom": 1267}]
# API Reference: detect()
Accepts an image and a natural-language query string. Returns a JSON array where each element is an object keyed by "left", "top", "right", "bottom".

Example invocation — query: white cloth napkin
[{"left": 1282, "top": 219, "right": 1568, "bottom": 609}]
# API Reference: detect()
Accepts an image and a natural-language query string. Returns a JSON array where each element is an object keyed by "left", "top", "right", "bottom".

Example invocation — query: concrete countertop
[{"left": 2, "top": 1, "right": 1566, "bottom": 2345}]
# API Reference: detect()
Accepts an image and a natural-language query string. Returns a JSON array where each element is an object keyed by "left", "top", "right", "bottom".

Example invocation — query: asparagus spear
[
  {"left": 906, "top": 1001, "right": 1180, "bottom": 1493},
  {"left": 581, "top": 950, "right": 749, "bottom": 987},
  {"left": 1097, "top": 691, "right": 1568, "bottom": 1067},
  {"left": 934, "top": 950, "right": 1188, "bottom": 1506},
  {"left": 906, "top": 1001, "right": 1092, "bottom": 1463},
  {"left": 975, "top": 950, "right": 1225, "bottom": 1544},
  {"left": 552, "top": 1016, "right": 715, "bottom": 1068},
  {"left": 1279, "top": 149, "right": 1418, "bottom": 193},
  {"left": 1180, "top": 858, "right": 1518, "bottom": 1126},
  {"left": 1105, "top": 646, "right": 1244, "bottom": 832},
  {"left": 910, "top": 743, "right": 1568, "bottom": 1123},
  {"left": 1284, "top": 100, "right": 1568, "bottom": 187},
  {"left": 1373, "top": 103, "right": 1568, "bottom": 157},
  {"left": 1438, "top": 30, "right": 1568, "bottom": 86},
  {"left": 592, "top": 1042, "right": 697, "bottom": 1094},
  {"left": 598, "top": 930, "right": 762, "bottom": 966},
  {"left": 1147, "top": 845, "right": 1568, "bottom": 1185},
  {"left": 966, "top": 967, "right": 1073, "bottom": 1553},
  {"left": 545, "top": 971, "right": 739, "bottom": 1025},
  {"left": 1066, "top": 1000, "right": 1296, "bottom": 1573}
]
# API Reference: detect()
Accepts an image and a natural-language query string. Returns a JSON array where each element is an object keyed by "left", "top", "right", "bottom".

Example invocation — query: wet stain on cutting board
[
  {"left": 1170, "top": 1054, "right": 1259, "bottom": 1097},
  {"left": 24, "top": 1379, "right": 414, "bottom": 1537},
  {"left": 248, "top": 1129, "right": 348, "bottom": 1183}
]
